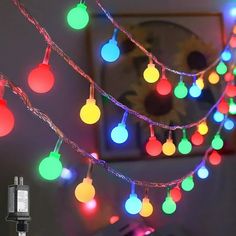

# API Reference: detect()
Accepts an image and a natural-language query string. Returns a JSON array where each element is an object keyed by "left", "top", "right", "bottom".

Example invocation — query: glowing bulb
[
  {"left": 111, "top": 123, "right": 128, "bottom": 144},
  {"left": 80, "top": 98, "right": 101, "bottom": 124},
  {"left": 221, "top": 50, "right": 232, "bottom": 62},
  {"left": 189, "top": 82, "right": 201, "bottom": 98},
  {"left": 145, "top": 136, "right": 162, "bottom": 157},
  {"left": 101, "top": 39, "right": 120, "bottom": 62},
  {"left": 156, "top": 76, "right": 172, "bottom": 96},
  {"left": 174, "top": 81, "right": 188, "bottom": 99},
  {"left": 211, "top": 134, "right": 224, "bottom": 150},
  {"left": 217, "top": 99, "right": 229, "bottom": 114},
  {"left": 125, "top": 193, "right": 142, "bottom": 215},
  {"left": 230, "top": 36, "right": 236, "bottom": 48},
  {"left": 162, "top": 138, "right": 176, "bottom": 156},
  {"left": 224, "top": 118, "right": 235, "bottom": 130},
  {"left": 181, "top": 176, "right": 194, "bottom": 192},
  {"left": 39, "top": 151, "right": 63, "bottom": 181},
  {"left": 198, "top": 121, "right": 208, "bottom": 135},
  {"left": 143, "top": 63, "right": 160, "bottom": 83},
  {"left": 178, "top": 130, "right": 192, "bottom": 155},
  {"left": 84, "top": 199, "right": 97, "bottom": 211},
  {"left": 213, "top": 111, "right": 224, "bottom": 123},
  {"left": 28, "top": 63, "right": 55, "bottom": 93},
  {"left": 226, "top": 84, "right": 236, "bottom": 98},
  {"left": 75, "top": 177, "right": 95, "bottom": 203},
  {"left": 170, "top": 187, "right": 182, "bottom": 203},
  {"left": 208, "top": 72, "right": 220, "bottom": 84},
  {"left": 216, "top": 61, "right": 227, "bottom": 75},
  {"left": 229, "top": 98, "right": 236, "bottom": 115},
  {"left": 0, "top": 99, "right": 15, "bottom": 137},
  {"left": 191, "top": 131, "right": 204, "bottom": 146},
  {"left": 230, "top": 7, "right": 236, "bottom": 17},
  {"left": 67, "top": 3, "right": 89, "bottom": 30},
  {"left": 197, "top": 165, "right": 209, "bottom": 179},
  {"left": 162, "top": 195, "right": 176, "bottom": 215},
  {"left": 61, "top": 168, "right": 72, "bottom": 180},
  {"left": 224, "top": 72, "right": 234, "bottom": 82},
  {"left": 196, "top": 77, "right": 205, "bottom": 90},
  {"left": 139, "top": 197, "right": 154, "bottom": 217},
  {"left": 208, "top": 151, "right": 222, "bottom": 166}
]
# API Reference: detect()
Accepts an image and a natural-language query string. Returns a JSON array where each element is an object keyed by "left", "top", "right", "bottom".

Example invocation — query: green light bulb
[
  {"left": 229, "top": 98, "right": 236, "bottom": 115},
  {"left": 178, "top": 129, "right": 192, "bottom": 154},
  {"left": 39, "top": 151, "right": 63, "bottom": 181},
  {"left": 174, "top": 81, "right": 188, "bottom": 99},
  {"left": 233, "top": 67, "right": 236, "bottom": 76},
  {"left": 216, "top": 61, "right": 227, "bottom": 75},
  {"left": 181, "top": 176, "right": 194, "bottom": 192},
  {"left": 211, "top": 134, "right": 224, "bottom": 150},
  {"left": 67, "top": 3, "right": 89, "bottom": 30},
  {"left": 162, "top": 196, "right": 176, "bottom": 215}
]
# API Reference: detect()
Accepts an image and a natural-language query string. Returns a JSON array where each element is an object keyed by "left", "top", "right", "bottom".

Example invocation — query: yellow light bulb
[
  {"left": 162, "top": 138, "right": 176, "bottom": 156},
  {"left": 196, "top": 77, "right": 204, "bottom": 90},
  {"left": 80, "top": 98, "right": 101, "bottom": 124},
  {"left": 208, "top": 72, "right": 220, "bottom": 84},
  {"left": 139, "top": 197, "right": 153, "bottom": 217},
  {"left": 143, "top": 63, "right": 160, "bottom": 83},
  {"left": 198, "top": 121, "right": 208, "bottom": 135},
  {"left": 75, "top": 177, "right": 95, "bottom": 203}
]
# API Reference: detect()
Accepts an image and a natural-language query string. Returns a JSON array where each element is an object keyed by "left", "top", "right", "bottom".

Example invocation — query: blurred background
[{"left": 1, "top": 0, "right": 236, "bottom": 235}]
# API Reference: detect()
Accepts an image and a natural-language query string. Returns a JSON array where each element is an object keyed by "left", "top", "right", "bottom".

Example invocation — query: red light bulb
[
  {"left": 156, "top": 77, "right": 172, "bottom": 96},
  {"left": 224, "top": 72, "right": 234, "bottom": 82},
  {"left": 0, "top": 99, "right": 15, "bottom": 137},
  {"left": 28, "top": 63, "right": 55, "bottom": 93},
  {"left": 145, "top": 136, "right": 162, "bottom": 157},
  {"left": 217, "top": 99, "right": 229, "bottom": 114},
  {"left": 226, "top": 84, "right": 236, "bottom": 98},
  {"left": 208, "top": 150, "right": 222, "bottom": 166},
  {"left": 191, "top": 131, "right": 204, "bottom": 146},
  {"left": 230, "top": 36, "right": 236, "bottom": 48},
  {"left": 170, "top": 186, "right": 182, "bottom": 202}
]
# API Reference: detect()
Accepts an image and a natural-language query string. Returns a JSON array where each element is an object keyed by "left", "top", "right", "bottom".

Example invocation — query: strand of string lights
[
  {"left": 11, "top": 0, "right": 231, "bottom": 131},
  {"left": 0, "top": 73, "right": 225, "bottom": 188}
]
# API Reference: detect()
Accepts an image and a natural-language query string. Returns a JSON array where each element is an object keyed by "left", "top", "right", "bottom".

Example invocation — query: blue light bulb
[
  {"left": 221, "top": 50, "right": 232, "bottom": 62},
  {"left": 197, "top": 166, "right": 209, "bottom": 179},
  {"left": 224, "top": 118, "right": 235, "bottom": 130},
  {"left": 213, "top": 111, "right": 224, "bottom": 123},
  {"left": 101, "top": 39, "right": 120, "bottom": 62},
  {"left": 189, "top": 83, "right": 202, "bottom": 98},
  {"left": 61, "top": 168, "right": 72, "bottom": 180},
  {"left": 230, "top": 7, "right": 236, "bottom": 17},
  {"left": 125, "top": 193, "right": 142, "bottom": 215},
  {"left": 111, "top": 123, "right": 128, "bottom": 144}
]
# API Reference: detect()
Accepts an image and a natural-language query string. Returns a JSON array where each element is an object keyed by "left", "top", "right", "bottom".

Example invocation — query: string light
[
  {"left": 162, "top": 189, "right": 176, "bottom": 215},
  {"left": 170, "top": 186, "right": 182, "bottom": 203},
  {"left": 162, "top": 133, "right": 176, "bottom": 156},
  {"left": 217, "top": 99, "right": 229, "bottom": 114},
  {"left": 125, "top": 183, "right": 142, "bottom": 215},
  {"left": 208, "top": 71, "right": 220, "bottom": 85},
  {"left": 75, "top": 162, "right": 95, "bottom": 203},
  {"left": 213, "top": 111, "right": 225, "bottom": 123},
  {"left": 156, "top": 72, "right": 172, "bottom": 96},
  {"left": 229, "top": 98, "right": 236, "bottom": 115},
  {"left": 139, "top": 193, "right": 154, "bottom": 217},
  {"left": 211, "top": 133, "right": 224, "bottom": 150},
  {"left": 38, "top": 139, "right": 63, "bottom": 181},
  {"left": 111, "top": 111, "right": 128, "bottom": 144},
  {"left": 197, "top": 165, "right": 209, "bottom": 179},
  {"left": 61, "top": 168, "right": 73, "bottom": 180},
  {"left": 221, "top": 49, "right": 232, "bottom": 62},
  {"left": 181, "top": 176, "right": 194, "bottom": 192},
  {"left": 208, "top": 151, "right": 222, "bottom": 166},
  {"left": 101, "top": 28, "right": 120, "bottom": 62},
  {"left": 80, "top": 84, "right": 101, "bottom": 124},
  {"left": 178, "top": 129, "right": 192, "bottom": 154},
  {"left": 224, "top": 118, "right": 235, "bottom": 130},
  {"left": 216, "top": 61, "right": 227, "bottom": 75},
  {"left": 196, "top": 76, "right": 205, "bottom": 90},
  {"left": 28, "top": 46, "right": 55, "bottom": 93},
  {"left": 225, "top": 84, "right": 236, "bottom": 97},
  {"left": 143, "top": 62, "right": 160, "bottom": 83},
  {"left": 198, "top": 121, "right": 209, "bottom": 135},
  {"left": 191, "top": 131, "right": 204, "bottom": 146},
  {"left": 145, "top": 125, "right": 162, "bottom": 157},
  {"left": 230, "top": 36, "right": 236, "bottom": 48},
  {"left": 67, "top": 2, "right": 89, "bottom": 30},
  {"left": 174, "top": 79, "right": 188, "bottom": 99},
  {"left": 189, "top": 80, "right": 201, "bottom": 98},
  {"left": 224, "top": 72, "right": 234, "bottom": 82}
]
